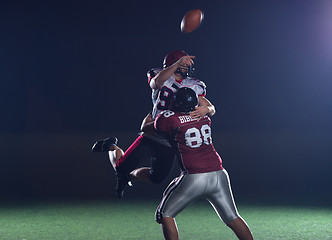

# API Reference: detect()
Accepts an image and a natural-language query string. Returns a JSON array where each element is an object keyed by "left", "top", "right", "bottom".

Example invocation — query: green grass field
[{"left": 0, "top": 199, "right": 331, "bottom": 240}]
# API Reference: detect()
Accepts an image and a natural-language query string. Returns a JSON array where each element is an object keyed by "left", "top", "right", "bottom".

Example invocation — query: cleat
[
  {"left": 92, "top": 137, "right": 118, "bottom": 152},
  {"left": 115, "top": 172, "right": 132, "bottom": 198}
]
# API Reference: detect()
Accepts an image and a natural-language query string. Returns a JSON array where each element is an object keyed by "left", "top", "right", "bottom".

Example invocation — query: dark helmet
[
  {"left": 162, "top": 50, "right": 194, "bottom": 78},
  {"left": 172, "top": 87, "right": 198, "bottom": 112}
]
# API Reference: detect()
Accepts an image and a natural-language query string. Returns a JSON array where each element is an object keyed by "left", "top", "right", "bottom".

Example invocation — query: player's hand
[
  {"left": 177, "top": 55, "right": 195, "bottom": 67},
  {"left": 190, "top": 106, "right": 209, "bottom": 121}
]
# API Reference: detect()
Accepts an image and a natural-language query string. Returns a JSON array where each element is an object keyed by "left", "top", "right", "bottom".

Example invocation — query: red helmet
[
  {"left": 163, "top": 50, "right": 188, "bottom": 68},
  {"left": 162, "top": 50, "right": 194, "bottom": 78}
]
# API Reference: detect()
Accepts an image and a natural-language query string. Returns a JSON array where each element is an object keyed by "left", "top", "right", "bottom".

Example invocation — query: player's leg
[
  {"left": 92, "top": 137, "right": 123, "bottom": 170},
  {"left": 156, "top": 174, "right": 202, "bottom": 240},
  {"left": 92, "top": 135, "right": 150, "bottom": 198},
  {"left": 106, "top": 141, "right": 133, "bottom": 198},
  {"left": 160, "top": 217, "right": 179, "bottom": 240},
  {"left": 206, "top": 169, "right": 254, "bottom": 240},
  {"left": 115, "top": 135, "right": 152, "bottom": 174},
  {"left": 115, "top": 136, "right": 155, "bottom": 197},
  {"left": 148, "top": 140, "right": 176, "bottom": 184},
  {"left": 227, "top": 217, "right": 254, "bottom": 240},
  {"left": 108, "top": 145, "right": 124, "bottom": 170},
  {"left": 128, "top": 139, "right": 175, "bottom": 184},
  {"left": 129, "top": 167, "right": 151, "bottom": 182}
]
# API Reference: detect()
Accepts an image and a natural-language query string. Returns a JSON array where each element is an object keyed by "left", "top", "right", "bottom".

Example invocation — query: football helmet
[
  {"left": 163, "top": 50, "right": 194, "bottom": 78},
  {"left": 172, "top": 87, "right": 198, "bottom": 112}
]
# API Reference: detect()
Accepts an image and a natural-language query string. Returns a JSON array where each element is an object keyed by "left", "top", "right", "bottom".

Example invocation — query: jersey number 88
[{"left": 185, "top": 124, "right": 212, "bottom": 148}]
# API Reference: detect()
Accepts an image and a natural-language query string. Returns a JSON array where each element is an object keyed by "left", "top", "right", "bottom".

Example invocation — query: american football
[{"left": 180, "top": 9, "right": 204, "bottom": 33}]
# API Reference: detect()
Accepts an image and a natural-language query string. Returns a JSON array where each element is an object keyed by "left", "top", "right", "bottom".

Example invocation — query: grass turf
[{"left": 0, "top": 199, "right": 331, "bottom": 240}]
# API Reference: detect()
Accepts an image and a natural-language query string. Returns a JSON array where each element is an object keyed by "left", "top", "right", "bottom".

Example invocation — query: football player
[
  {"left": 92, "top": 50, "right": 216, "bottom": 198},
  {"left": 154, "top": 88, "right": 254, "bottom": 240}
]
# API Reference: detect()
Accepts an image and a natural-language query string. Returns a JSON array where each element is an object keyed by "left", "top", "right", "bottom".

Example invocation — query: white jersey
[
  {"left": 144, "top": 74, "right": 206, "bottom": 146},
  {"left": 151, "top": 75, "right": 206, "bottom": 119}
]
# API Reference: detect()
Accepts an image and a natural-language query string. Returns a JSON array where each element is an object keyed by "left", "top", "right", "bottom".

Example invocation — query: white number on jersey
[
  {"left": 185, "top": 124, "right": 212, "bottom": 148},
  {"left": 163, "top": 110, "right": 175, "bottom": 118}
]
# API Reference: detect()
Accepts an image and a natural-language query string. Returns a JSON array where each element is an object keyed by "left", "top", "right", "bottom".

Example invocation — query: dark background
[{"left": 1, "top": 0, "right": 331, "bottom": 204}]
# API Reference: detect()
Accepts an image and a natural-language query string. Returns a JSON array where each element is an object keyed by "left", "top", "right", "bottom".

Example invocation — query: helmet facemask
[{"left": 175, "top": 64, "right": 194, "bottom": 78}]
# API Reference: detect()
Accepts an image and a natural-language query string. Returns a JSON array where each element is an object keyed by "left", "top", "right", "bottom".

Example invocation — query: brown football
[{"left": 180, "top": 9, "right": 204, "bottom": 33}]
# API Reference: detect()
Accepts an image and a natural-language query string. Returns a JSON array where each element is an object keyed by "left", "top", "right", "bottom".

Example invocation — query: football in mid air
[{"left": 180, "top": 9, "right": 204, "bottom": 33}]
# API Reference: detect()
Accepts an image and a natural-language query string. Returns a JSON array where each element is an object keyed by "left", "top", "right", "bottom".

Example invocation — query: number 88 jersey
[{"left": 154, "top": 110, "right": 223, "bottom": 174}]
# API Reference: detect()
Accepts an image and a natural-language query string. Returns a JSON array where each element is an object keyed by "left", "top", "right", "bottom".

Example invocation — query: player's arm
[
  {"left": 140, "top": 113, "right": 155, "bottom": 134},
  {"left": 154, "top": 111, "right": 170, "bottom": 135},
  {"left": 190, "top": 96, "right": 216, "bottom": 120},
  {"left": 149, "top": 55, "right": 195, "bottom": 89}
]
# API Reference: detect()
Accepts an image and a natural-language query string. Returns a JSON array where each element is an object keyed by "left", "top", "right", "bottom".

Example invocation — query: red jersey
[{"left": 154, "top": 110, "right": 223, "bottom": 174}]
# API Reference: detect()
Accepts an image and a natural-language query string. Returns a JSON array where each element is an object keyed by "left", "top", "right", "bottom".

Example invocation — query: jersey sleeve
[
  {"left": 154, "top": 111, "right": 176, "bottom": 136},
  {"left": 154, "top": 113, "right": 166, "bottom": 134},
  {"left": 192, "top": 80, "right": 207, "bottom": 97}
]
